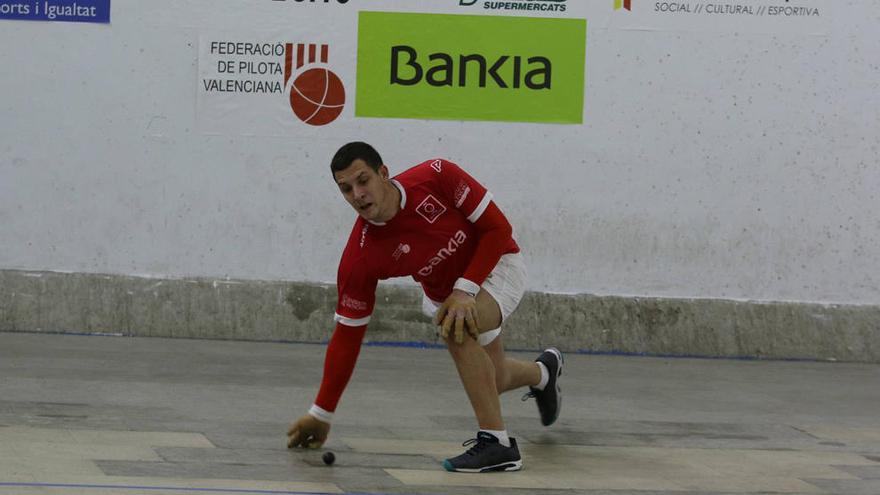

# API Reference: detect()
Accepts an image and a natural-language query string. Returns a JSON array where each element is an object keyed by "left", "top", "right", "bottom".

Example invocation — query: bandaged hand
[
  {"left": 287, "top": 414, "right": 330, "bottom": 449},
  {"left": 434, "top": 289, "right": 480, "bottom": 344}
]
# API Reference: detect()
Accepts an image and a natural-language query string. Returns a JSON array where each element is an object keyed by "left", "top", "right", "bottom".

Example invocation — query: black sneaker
[
  {"left": 442, "top": 432, "right": 523, "bottom": 473},
  {"left": 522, "top": 347, "right": 563, "bottom": 426}
]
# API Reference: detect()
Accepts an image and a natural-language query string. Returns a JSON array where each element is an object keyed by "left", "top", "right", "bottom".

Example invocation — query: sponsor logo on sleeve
[
  {"left": 454, "top": 181, "right": 471, "bottom": 208},
  {"left": 341, "top": 294, "right": 368, "bottom": 311}
]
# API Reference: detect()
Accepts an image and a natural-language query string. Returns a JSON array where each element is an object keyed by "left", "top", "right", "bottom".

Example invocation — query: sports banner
[
  {"left": 356, "top": 12, "right": 586, "bottom": 124},
  {"left": 603, "top": 0, "right": 828, "bottom": 35},
  {"left": 196, "top": 31, "right": 355, "bottom": 135},
  {"left": 0, "top": 0, "right": 111, "bottom": 23},
  {"left": 194, "top": 2, "right": 830, "bottom": 135}
]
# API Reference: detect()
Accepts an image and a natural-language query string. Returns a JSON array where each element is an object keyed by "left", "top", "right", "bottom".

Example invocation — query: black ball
[{"left": 322, "top": 451, "right": 335, "bottom": 465}]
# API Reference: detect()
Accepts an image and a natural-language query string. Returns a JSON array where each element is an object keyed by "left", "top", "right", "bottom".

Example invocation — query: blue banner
[{"left": 0, "top": 0, "right": 111, "bottom": 24}]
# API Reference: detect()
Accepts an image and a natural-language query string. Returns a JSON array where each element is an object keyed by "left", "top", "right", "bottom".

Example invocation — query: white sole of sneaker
[
  {"left": 547, "top": 347, "right": 564, "bottom": 378},
  {"left": 451, "top": 460, "right": 523, "bottom": 473},
  {"left": 546, "top": 348, "right": 563, "bottom": 426}
]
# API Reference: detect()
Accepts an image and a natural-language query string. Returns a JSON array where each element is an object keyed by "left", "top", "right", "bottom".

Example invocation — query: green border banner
[{"left": 356, "top": 12, "right": 586, "bottom": 124}]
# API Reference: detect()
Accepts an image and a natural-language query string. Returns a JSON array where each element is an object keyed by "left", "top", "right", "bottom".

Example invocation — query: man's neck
[{"left": 377, "top": 180, "right": 402, "bottom": 223}]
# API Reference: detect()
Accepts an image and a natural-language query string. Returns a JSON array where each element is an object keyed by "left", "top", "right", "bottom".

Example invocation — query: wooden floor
[{"left": 1, "top": 332, "right": 879, "bottom": 495}]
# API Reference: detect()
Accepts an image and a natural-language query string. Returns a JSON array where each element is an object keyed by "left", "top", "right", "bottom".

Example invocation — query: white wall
[{"left": 1, "top": 0, "right": 877, "bottom": 304}]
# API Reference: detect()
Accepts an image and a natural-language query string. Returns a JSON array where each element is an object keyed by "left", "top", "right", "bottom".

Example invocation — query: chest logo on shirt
[
  {"left": 416, "top": 194, "right": 447, "bottom": 224},
  {"left": 418, "top": 230, "right": 467, "bottom": 277},
  {"left": 392, "top": 243, "right": 411, "bottom": 261}
]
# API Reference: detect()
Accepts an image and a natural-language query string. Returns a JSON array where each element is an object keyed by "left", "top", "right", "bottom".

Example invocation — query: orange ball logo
[
  {"left": 289, "top": 68, "right": 346, "bottom": 126},
  {"left": 284, "top": 43, "right": 346, "bottom": 126}
]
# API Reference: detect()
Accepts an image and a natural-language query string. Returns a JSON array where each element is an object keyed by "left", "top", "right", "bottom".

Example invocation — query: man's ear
[{"left": 379, "top": 164, "right": 389, "bottom": 179}]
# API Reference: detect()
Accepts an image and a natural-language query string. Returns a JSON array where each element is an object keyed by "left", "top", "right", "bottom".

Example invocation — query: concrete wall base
[{"left": 1, "top": 269, "right": 877, "bottom": 362}]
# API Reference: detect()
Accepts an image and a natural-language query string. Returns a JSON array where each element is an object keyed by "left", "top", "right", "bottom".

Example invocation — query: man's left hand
[{"left": 435, "top": 290, "right": 479, "bottom": 344}]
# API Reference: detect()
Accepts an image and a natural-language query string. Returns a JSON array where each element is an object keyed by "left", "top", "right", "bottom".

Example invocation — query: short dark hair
[{"left": 330, "top": 142, "right": 383, "bottom": 178}]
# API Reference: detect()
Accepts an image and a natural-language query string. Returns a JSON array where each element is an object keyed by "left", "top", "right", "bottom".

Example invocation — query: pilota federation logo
[
  {"left": 283, "top": 43, "right": 346, "bottom": 126},
  {"left": 614, "top": 0, "right": 632, "bottom": 10}
]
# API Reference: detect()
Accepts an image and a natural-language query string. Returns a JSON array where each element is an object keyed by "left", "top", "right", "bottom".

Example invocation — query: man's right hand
[
  {"left": 287, "top": 414, "right": 330, "bottom": 449},
  {"left": 435, "top": 289, "right": 480, "bottom": 345}
]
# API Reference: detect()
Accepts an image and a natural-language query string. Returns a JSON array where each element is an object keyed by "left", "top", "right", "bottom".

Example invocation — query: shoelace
[
  {"left": 461, "top": 437, "right": 491, "bottom": 457},
  {"left": 521, "top": 390, "right": 536, "bottom": 402}
]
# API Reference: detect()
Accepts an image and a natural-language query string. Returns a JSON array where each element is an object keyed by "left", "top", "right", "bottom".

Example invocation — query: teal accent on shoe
[{"left": 443, "top": 459, "right": 455, "bottom": 472}]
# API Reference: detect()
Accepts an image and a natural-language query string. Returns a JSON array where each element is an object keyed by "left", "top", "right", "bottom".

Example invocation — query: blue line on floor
[{"left": 8, "top": 328, "right": 833, "bottom": 363}]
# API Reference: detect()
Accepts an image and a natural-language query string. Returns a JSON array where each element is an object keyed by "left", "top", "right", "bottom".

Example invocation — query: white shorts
[{"left": 422, "top": 252, "right": 527, "bottom": 346}]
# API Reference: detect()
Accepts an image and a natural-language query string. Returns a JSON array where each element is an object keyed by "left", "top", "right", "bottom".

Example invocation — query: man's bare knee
[
  {"left": 475, "top": 290, "right": 502, "bottom": 332},
  {"left": 445, "top": 334, "right": 477, "bottom": 359}
]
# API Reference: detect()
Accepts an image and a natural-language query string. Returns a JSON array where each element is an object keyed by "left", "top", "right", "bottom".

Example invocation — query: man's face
[{"left": 334, "top": 159, "right": 390, "bottom": 222}]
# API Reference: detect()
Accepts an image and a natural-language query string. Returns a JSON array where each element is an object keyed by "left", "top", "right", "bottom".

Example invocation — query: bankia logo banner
[{"left": 356, "top": 12, "right": 586, "bottom": 124}]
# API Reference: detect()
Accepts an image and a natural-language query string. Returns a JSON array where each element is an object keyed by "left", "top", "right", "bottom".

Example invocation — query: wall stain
[{"left": 285, "top": 289, "right": 323, "bottom": 321}]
